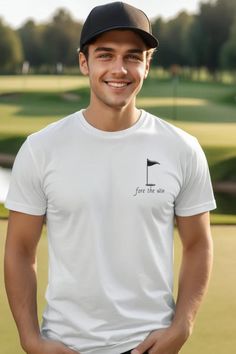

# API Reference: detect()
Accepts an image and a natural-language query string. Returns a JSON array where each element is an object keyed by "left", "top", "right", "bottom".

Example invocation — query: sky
[{"left": 0, "top": 0, "right": 206, "bottom": 28}]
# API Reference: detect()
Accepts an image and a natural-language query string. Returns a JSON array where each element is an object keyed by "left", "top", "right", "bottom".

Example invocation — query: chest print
[{"left": 133, "top": 158, "right": 165, "bottom": 197}]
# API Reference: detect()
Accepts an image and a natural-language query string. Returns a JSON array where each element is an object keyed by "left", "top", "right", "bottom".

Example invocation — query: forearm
[
  {"left": 172, "top": 236, "right": 213, "bottom": 334},
  {"left": 131, "top": 237, "right": 214, "bottom": 354},
  {"left": 4, "top": 248, "right": 41, "bottom": 351},
  {"left": 4, "top": 213, "right": 76, "bottom": 354}
]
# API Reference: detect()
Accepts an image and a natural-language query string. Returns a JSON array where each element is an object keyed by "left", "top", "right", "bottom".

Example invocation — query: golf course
[{"left": 0, "top": 74, "right": 236, "bottom": 353}]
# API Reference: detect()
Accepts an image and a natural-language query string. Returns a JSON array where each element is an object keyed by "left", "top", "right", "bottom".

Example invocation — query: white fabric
[
  {"left": 5, "top": 110, "right": 216, "bottom": 354},
  {"left": 0, "top": 167, "right": 11, "bottom": 203}
]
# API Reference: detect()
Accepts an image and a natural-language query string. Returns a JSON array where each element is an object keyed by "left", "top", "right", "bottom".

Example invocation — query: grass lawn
[
  {"left": 0, "top": 75, "right": 236, "bottom": 138},
  {"left": 0, "top": 75, "right": 89, "bottom": 93},
  {"left": 0, "top": 76, "right": 235, "bottom": 352},
  {"left": 0, "top": 76, "right": 236, "bottom": 163},
  {"left": 0, "top": 221, "right": 235, "bottom": 354},
  {"left": 0, "top": 75, "right": 236, "bottom": 218}
]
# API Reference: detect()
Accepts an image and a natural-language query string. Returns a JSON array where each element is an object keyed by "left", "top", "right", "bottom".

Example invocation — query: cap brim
[
  {"left": 81, "top": 26, "right": 159, "bottom": 49},
  {"left": 130, "top": 28, "right": 159, "bottom": 48}
]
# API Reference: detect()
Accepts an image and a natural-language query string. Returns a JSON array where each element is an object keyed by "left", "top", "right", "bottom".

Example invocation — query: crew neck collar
[{"left": 78, "top": 109, "right": 146, "bottom": 138}]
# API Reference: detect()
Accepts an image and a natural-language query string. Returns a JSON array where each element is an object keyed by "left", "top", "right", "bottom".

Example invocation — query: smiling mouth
[{"left": 104, "top": 81, "right": 131, "bottom": 88}]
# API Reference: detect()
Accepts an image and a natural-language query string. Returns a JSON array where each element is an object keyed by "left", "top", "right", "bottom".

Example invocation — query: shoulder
[
  {"left": 146, "top": 111, "right": 197, "bottom": 144},
  {"left": 26, "top": 110, "right": 81, "bottom": 149},
  {"left": 145, "top": 111, "right": 202, "bottom": 156}
]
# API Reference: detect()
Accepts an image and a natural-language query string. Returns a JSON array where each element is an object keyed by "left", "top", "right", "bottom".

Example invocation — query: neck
[{"left": 83, "top": 103, "right": 141, "bottom": 132}]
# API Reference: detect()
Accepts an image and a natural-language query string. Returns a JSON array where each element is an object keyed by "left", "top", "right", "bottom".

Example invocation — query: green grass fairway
[
  {"left": 0, "top": 75, "right": 89, "bottom": 93},
  {"left": 0, "top": 78, "right": 235, "bottom": 156},
  {"left": 0, "top": 221, "right": 235, "bottom": 354},
  {"left": 0, "top": 75, "right": 236, "bottom": 148},
  {"left": 0, "top": 75, "right": 236, "bottom": 218},
  {"left": 0, "top": 75, "right": 236, "bottom": 141}
]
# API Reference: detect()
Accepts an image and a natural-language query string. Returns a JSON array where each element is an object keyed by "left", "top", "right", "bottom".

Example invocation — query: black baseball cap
[{"left": 79, "top": 2, "right": 159, "bottom": 51}]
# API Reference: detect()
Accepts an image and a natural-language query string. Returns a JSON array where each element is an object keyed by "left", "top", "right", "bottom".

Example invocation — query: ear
[
  {"left": 144, "top": 59, "right": 150, "bottom": 79},
  {"left": 79, "top": 52, "right": 89, "bottom": 76}
]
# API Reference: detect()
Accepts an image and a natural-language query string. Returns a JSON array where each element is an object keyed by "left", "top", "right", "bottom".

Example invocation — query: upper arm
[
  {"left": 4, "top": 139, "right": 47, "bottom": 216},
  {"left": 175, "top": 212, "right": 213, "bottom": 251},
  {"left": 5, "top": 211, "right": 45, "bottom": 257},
  {"left": 174, "top": 138, "right": 216, "bottom": 218}
]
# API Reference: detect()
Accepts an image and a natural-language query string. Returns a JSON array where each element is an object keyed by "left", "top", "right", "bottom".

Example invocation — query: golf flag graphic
[
  {"left": 146, "top": 159, "right": 160, "bottom": 186},
  {"left": 147, "top": 159, "right": 160, "bottom": 167}
]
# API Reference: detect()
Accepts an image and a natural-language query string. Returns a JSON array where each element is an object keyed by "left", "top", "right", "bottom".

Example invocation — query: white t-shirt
[{"left": 5, "top": 110, "right": 216, "bottom": 354}]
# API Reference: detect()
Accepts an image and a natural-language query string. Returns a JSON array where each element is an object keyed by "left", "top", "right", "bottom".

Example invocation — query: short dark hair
[{"left": 79, "top": 43, "right": 91, "bottom": 62}]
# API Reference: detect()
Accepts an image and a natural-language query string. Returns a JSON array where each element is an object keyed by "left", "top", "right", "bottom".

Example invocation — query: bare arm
[
  {"left": 132, "top": 211, "right": 213, "bottom": 354},
  {"left": 172, "top": 212, "right": 213, "bottom": 335},
  {"left": 4, "top": 211, "right": 78, "bottom": 354},
  {"left": 4, "top": 211, "right": 44, "bottom": 350}
]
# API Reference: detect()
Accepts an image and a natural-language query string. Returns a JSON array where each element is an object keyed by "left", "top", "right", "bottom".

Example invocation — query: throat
[{"left": 82, "top": 107, "right": 141, "bottom": 132}]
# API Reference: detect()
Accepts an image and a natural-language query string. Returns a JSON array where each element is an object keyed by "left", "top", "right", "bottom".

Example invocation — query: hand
[
  {"left": 130, "top": 325, "right": 190, "bottom": 354},
  {"left": 25, "top": 337, "right": 79, "bottom": 354}
]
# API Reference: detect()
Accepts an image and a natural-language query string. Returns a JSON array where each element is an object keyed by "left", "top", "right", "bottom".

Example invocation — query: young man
[{"left": 4, "top": 2, "right": 216, "bottom": 354}]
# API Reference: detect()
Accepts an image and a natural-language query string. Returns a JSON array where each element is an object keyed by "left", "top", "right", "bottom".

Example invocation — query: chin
[{"left": 109, "top": 98, "right": 132, "bottom": 109}]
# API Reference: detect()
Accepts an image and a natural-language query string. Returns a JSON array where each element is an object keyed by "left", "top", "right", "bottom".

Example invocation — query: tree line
[{"left": 0, "top": 0, "right": 236, "bottom": 73}]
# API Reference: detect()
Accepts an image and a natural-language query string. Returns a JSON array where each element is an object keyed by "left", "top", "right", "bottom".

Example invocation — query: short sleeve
[
  {"left": 175, "top": 138, "right": 216, "bottom": 216},
  {"left": 4, "top": 138, "right": 47, "bottom": 215}
]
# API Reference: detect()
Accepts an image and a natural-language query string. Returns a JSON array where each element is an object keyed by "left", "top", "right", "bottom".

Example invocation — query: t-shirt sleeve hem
[
  {"left": 175, "top": 200, "right": 217, "bottom": 217},
  {"left": 4, "top": 200, "right": 46, "bottom": 216}
]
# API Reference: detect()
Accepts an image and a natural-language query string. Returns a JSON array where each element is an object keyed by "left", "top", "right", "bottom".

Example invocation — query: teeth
[{"left": 106, "top": 82, "right": 129, "bottom": 88}]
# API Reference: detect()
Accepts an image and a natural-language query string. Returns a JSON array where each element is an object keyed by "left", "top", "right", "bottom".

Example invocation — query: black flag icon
[
  {"left": 146, "top": 159, "right": 160, "bottom": 186},
  {"left": 147, "top": 159, "right": 160, "bottom": 167}
]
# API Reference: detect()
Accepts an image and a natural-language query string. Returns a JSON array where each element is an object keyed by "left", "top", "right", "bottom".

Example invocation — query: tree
[
  {"left": 42, "top": 8, "right": 82, "bottom": 66},
  {"left": 0, "top": 18, "right": 23, "bottom": 72},
  {"left": 186, "top": 15, "right": 207, "bottom": 68},
  {"left": 152, "top": 17, "right": 167, "bottom": 67},
  {"left": 167, "top": 12, "right": 194, "bottom": 66},
  {"left": 220, "top": 17, "right": 236, "bottom": 69},
  {"left": 192, "top": 0, "right": 236, "bottom": 72},
  {"left": 152, "top": 12, "right": 193, "bottom": 68},
  {"left": 18, "top": 20, "right": 45, "bottom": 67}
]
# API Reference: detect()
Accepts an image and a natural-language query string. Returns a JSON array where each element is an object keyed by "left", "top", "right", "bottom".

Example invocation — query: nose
[{"left": 111, "top": 57, "right": 128, "bottom": 76}]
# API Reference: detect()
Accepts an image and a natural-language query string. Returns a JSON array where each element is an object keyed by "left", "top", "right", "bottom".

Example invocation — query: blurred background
[{"left": 0, "top": 0, "right": 235, "bottom": 353}]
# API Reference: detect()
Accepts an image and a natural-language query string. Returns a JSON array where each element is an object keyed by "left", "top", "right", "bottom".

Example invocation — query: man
[{"left": 4, "top": 2, "right": 216, "bottom": 354}]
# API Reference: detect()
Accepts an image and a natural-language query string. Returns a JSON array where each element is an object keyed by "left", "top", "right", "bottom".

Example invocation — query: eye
[
  {"left": 97, "top": 53, "right": 112, "bottom": 59},
  {"left": 126, "top": 54, "right": 142, "bottom": 62}
]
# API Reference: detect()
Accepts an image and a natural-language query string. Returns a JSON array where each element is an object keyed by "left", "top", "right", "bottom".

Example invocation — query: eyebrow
[{"left": 94, "top": 47, "right": 144, "bottom": 54}]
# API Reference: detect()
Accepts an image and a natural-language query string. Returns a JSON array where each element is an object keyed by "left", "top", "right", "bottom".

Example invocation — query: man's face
[{"left": 79, "top": 30, "right": 150, "bottom": 111}]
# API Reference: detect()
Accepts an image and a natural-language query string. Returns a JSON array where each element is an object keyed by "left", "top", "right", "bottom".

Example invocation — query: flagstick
[{"left": 146, "top": 160, "right": 148, "bottom": 185}]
